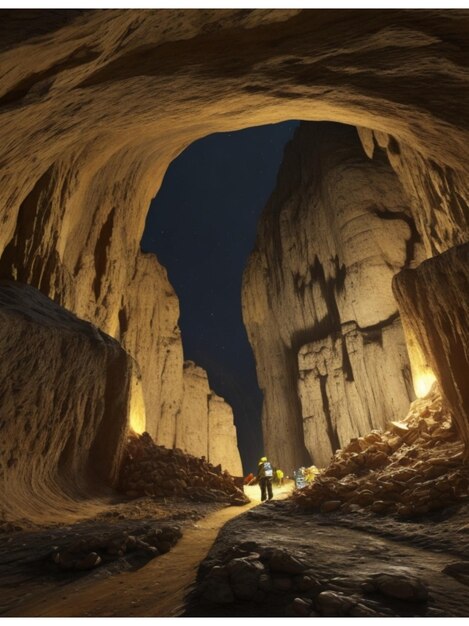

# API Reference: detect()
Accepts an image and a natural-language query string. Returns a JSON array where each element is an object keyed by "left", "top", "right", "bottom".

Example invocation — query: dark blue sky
[{"left": 141, "top": 121, "right": 299, "bottom": 473}]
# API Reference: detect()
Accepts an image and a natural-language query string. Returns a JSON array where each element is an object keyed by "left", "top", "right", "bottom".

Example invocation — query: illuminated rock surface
[
  {"left": 208, "top": 393, "right": 243, "bottom": 477},
  {"left": 393, "top": 243, "right": 469, "bottom": 456},
  {"left": 243, "top": 123, "right": 422, "bottom": 470},
  {"left": 0, "top": 280, "right": 131, "bottom": 522},
  {"left": 178, "top": 362, "right": 243, "bottom": 475},
  {"left": 0, "top": 9, "right": 467, "bottom": 513},
  {"left": 292, "top": 385, "right": 468, "bottom": 517}
]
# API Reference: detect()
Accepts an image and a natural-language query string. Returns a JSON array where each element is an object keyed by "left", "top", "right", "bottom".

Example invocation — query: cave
[{"left": 0, "top": 8, "right": 468, "bottom": 619}]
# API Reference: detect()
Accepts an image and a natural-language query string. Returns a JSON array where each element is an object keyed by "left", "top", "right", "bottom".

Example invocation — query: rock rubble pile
[
  {"left": 198, "top": 542, "right": 433, "bottom": 617},
  {"left": 293, "top": 386, "right": 469, "bottom": 517},
  {"left": 119, "top": 433, "right": 249, "bottom": 506},
  {"left": 49, "top": 524, "right": 182, "bottom": 572}
]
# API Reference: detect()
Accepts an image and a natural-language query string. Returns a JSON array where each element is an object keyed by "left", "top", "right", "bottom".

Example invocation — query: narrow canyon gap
[{"left": 141, "top": 122, "right": 300, "bottom": 474}]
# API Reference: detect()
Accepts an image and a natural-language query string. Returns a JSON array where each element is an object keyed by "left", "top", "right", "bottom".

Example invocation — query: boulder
[
  {"left": 293, "top": 573, "right": 321, "bottom": 593},
  {"left": 442, "top": 561, "right": 469, "bottom": 585},
  {"left": 75, "top": 552, "right": 102, "bottom": 571},
  {"left": 272, "top": 576, "right": 293, "bottom": 592},
  {"left": 268, "top": 549, "right": 309, "bottom": 575},
  {"left": 366, "top": 572, "right": 428, "bottom": 602},
  {"left": 349, "top": 603, "right": 380, "bottom": 617},
  {"left": 0, "top": 281, "right": 131, "bottom": 522},
  {"left": 203, "top": 566, "right": 234, "bottom": 605},
  {"left": 227, "top": 557, "right": 265, "bottom": 600},
  {"left": 291, "top": 597, "right": 314, "bottom": 616},
  {"left": 316, "top": 591, "right": 357, "bottom": 616}
]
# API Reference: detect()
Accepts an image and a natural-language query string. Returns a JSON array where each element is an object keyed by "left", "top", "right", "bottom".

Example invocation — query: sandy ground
[
  {"left": 244, "top": 480, "right": 294, "bottom": 503},
  {"left": 0, "top": 482, "right": 292, "bottom": 617},
  {"left": 11, "top": 504, "right": 257, "bottom": 617}
]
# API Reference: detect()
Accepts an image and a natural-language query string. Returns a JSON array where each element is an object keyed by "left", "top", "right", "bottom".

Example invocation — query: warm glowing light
[
  {"left": 399, "top": 316, "right": 438, "bottom": 399},
  {"left": 129, "top": 368, "right": 146, "bottom": 434},
  {"left": 130, "top": 409, "right": 146, "bottom": 434},
  {"left": 414, "top": 371, "right": 437, "bottom": 398}
]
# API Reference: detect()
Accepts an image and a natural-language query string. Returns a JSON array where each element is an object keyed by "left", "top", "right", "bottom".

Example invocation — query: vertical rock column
[
  {"left": 176, "top": 361, "right": 243, "bottom": 475},
  {"left": 208, "top": 393, "right": 243, "bottom": 476},
  {"left": 176, "top": 361, "right": 211, "bottom": 459},
  {"left": 393, "top": 243, "right": 469, "bottom": 456}
]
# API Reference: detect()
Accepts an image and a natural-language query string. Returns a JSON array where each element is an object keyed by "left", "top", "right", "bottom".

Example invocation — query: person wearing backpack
[{"left": 256, "top": 456, "right": 274, "bottom": 502}]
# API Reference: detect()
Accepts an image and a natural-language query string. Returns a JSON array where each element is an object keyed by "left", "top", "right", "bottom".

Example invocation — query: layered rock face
[
  {"left": 243, "top": 123, "right": 424, "bottom": 470},
  {"left": 393, "top": 243, "right": 469, "bottom": 457},
  {"left": 177, "top": 362, "right": 243, "bottom": 476},
  {"left": 0, "top": 10, "right": 467, "bottom": 492},
  {"left": 0, "top": 280, "right": 132, "bottom": 522},
  {"left": 119, "top": 253, "right": 184, "bottom": 447},
  {"left": 208, "top": 393, "right": 243, "bottom": 477}
]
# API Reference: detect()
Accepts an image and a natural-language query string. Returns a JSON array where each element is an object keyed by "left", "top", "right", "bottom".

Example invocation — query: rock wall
[
  {"left": 243, "top": 122, "right": 424, "bottom": 470},
  {"left": 120, "top": 252, "right": 184, "bottom": 446},
  {"left": 208, "top": 393, "right": 243, "bottom": 477},
  {"left": 297, "top": 320, "right": 415, "bottom": 468},
  {"left": 0, "top": 280, "right": 132, "bottom": 522},
  {"left": 0, "top": 10, "right": 467, "bottom": 478},
  {"left": 357, "top": 127, "right": 468, "bottom": 257},
  {"left": 176, "top": 362, "right": 243, "bottom": 475},
  {"left": 393, "top": 243, "right": 469, "bottom": 457},
  {"left": 176, "top": 362, "right": 211, "bottom": 460}
]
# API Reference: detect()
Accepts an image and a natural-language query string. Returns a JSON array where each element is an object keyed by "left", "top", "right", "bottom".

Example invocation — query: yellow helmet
[{"left": 259, "top": 456, "right": 267, "bottom": 463}]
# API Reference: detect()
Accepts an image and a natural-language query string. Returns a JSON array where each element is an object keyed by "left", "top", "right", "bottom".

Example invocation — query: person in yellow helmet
[
  {"left": 256, "top": 456, "right": 274, "bottom": 502},
  {"left": 275, "top": 468, "right": 284, "bottom": 486}
]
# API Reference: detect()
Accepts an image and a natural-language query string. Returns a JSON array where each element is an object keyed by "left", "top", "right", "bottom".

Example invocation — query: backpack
[{"left": 263, "top": 461, "right": 273, "bottom": 478}]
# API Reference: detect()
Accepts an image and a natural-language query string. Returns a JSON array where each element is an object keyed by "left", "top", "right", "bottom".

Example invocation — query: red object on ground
[{"left": 244, "top": 472, "right": 254, "bottom": 485}]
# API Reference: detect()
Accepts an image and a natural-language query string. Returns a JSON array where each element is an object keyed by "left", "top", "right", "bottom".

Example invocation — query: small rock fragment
[
  {"left": 316, "top": 590, "right": 356, "bottom": 616},
  {"left": 268, "top": 548, "right": 309, "bottom": 574},
  {"left": 75, "top": 552, "right": 102, "bottom": 570},
  {"left": 291, "top": 597, "right": 313, "bottom": 617}
]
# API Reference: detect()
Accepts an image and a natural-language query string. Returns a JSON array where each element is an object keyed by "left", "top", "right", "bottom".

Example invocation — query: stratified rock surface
[
  {"left": 0, "top": 280, "right": 131, "bottom": 522},
  {"left": 121, "top": 253, "right": 184, "bottom": 447},
  {"left": 243, "top": 123, "right": 422, "bottom": 471},
  {"left": 393, "top": 243, "right": 469, "bottom": 456},
  {"left": 177, "top": 362, "right": 243, "bottom": 476},
  {"left": 208, "top": 393, "right": 243, "bottom": 477}
]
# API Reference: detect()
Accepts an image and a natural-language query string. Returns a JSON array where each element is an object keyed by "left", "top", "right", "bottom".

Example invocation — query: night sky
[{"left": 141, "top": 121, "right": 300, "bottom": 474}]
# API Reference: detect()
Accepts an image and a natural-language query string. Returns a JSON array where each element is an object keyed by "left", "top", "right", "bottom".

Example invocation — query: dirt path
[{"left": 11, "top": 501, "right": 257, "bottom": 617}]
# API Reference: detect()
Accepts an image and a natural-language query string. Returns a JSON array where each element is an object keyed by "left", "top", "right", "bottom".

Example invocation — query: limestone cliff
[
  {"left": 208, "top": 393, "right": 243, "bottom": 477},
  {"left": 242, "top": 123, "right": 423, "bottom": 470},
  {"left": 177, "top": 362, "right": 243, "bottom": 476},
  {"left": 0, "top": 280, "right": 132, "bottom": 522}
]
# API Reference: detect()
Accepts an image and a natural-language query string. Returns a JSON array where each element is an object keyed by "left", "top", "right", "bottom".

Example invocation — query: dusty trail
[{"left": 10, "top": 501, "right": 257, "bottom": 617}]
